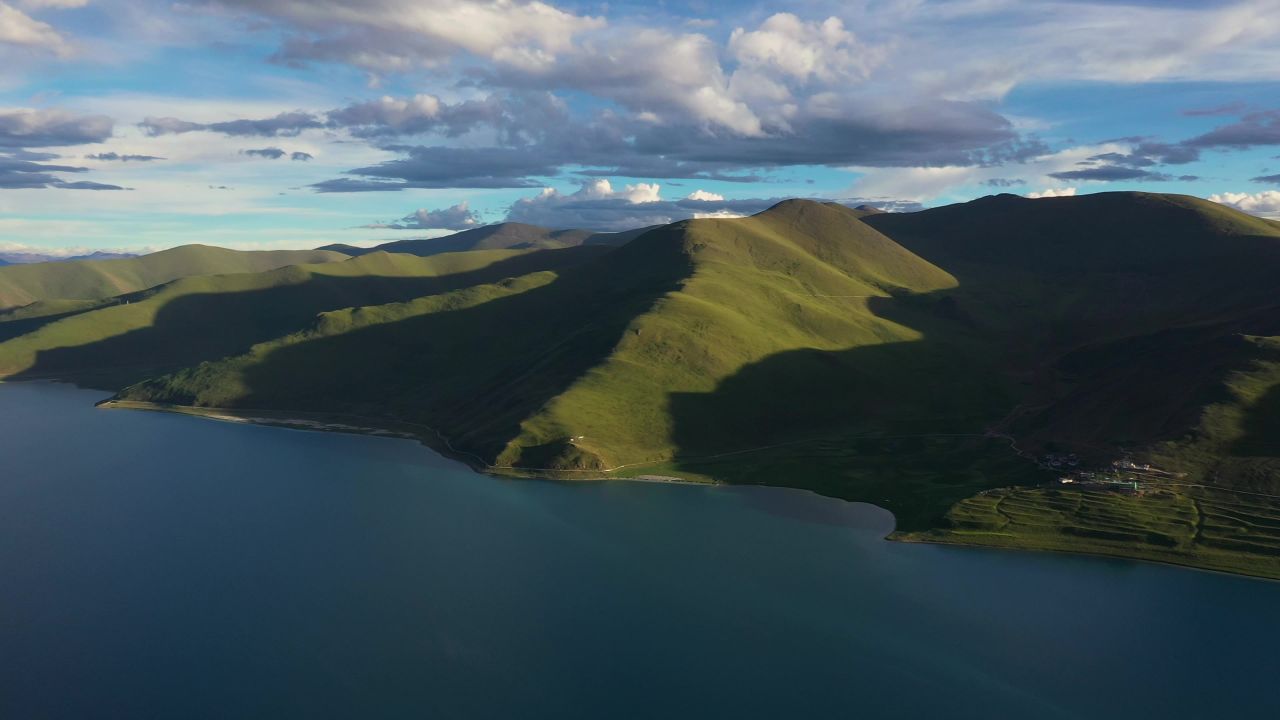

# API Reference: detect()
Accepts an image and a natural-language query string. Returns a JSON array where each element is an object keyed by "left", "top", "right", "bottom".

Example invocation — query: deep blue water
[{"left": 2, "top": 381, "right": 1277, "bottom": 719}]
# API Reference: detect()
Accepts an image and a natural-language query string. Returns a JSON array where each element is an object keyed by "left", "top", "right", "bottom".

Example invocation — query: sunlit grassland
[{"left": 904, "top": 486, "right": 1280, "bottom": 579}]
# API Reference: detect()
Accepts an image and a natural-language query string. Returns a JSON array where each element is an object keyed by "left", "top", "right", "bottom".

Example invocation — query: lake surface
[{"left": 2, "top": 381, "right": 1277, "bottom": 719}]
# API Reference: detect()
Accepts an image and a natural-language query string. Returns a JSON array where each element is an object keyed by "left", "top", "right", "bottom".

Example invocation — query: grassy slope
[
  {"left": 865, "top": 193, "right": 1280, "bottom": 575},
  {"left": 115, "top": 200, "right": 1037, "bottom": 528},
  {"left": 865, "top": 192, "right": 1280, "bottom": 462},
  {"left": 0, "top": 245, "right": 348, "bottom": 309},
  {"left": 497, "top": 200, "right": 974, "bottom": 465},
  {"left": 0, "top": 246, "right": 608, "bottom": 387},
  {"left": 901, "top": 486, "right": 1280, "bottom": 578}
]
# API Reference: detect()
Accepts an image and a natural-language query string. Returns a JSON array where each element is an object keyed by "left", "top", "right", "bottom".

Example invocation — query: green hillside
[
  {"left": 0, "top": 246, "right": 607, "bottom": 387},
  {"left": 321, "top": 223, "right": 656, "bottom": 258},
  {"left": 863, "top": 192, "right": 1280, "bottom": 467},
  {"left": 0, "top": 245, "right": 349, "bottom": 310},
  {"left": 115, "top": 200, "right": 1025, "bottom": 527},
  {"left": 8, "top": 192, "right": 1280, "bottom": 577}
]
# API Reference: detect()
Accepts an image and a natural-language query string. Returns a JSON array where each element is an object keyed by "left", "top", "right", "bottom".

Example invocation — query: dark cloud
[
  {"left": 620, "top": 103, "right": 1026, "bottom": 170},
  {"left": 1132, "top": 141, "right": 1200, "bottom": 165},
  {"left": 1048, "top": 166, "right": 1173, "bottom": 182},
  {"left": 1253, "top": 174, "right": 1280, "bottom": 184},
  {"left": 210, "top": 112, "right": 324, "bottom": 137},
  {"left": 308, "top": 178, "right": 406, "bottom": 192},
  {"left": 1182, "top": 102, "right": 1248, "bottom": 117},
  {"left": 137, "top": 117, "right": 204, "bottom": 136},
  {"left": 311, "top": 95, "right": 1032, "bottom": 192},
  {"left": 314, "top": 146, "right": 556, "bottom": 191},
  {"left": 140, "top": 111, "right": 323, "bottom": 137},
  {"left": 241, "top": 147, "right": 313, "bottom": 160},
  {"left": 1090, "top": 139, "right": 1200, "bottom": 166},
  {"left": 87, "top": 152, "right": 164, "bottom": 161},
  {"left": 0, "top": 152, "right": 126, "bottom": 190},
  {"left": 1085, "top": 151, "right": 1156, "bottom": 168},
  {"left": 56, "top": 181, "right": 128, "bottom": 190},
  {"left": 327, "top": 94, "right": 512, "bottom": 139},
  {"left": 139, "top": 89, "right": 1036, "bottom": 194},
  {"left": 983, "top": 178, "right": 1025, "bottom": 187},
  {"left": 1184, "top": 110, "right": 1280, "bottom": 149},
  {"left": 8, "top": 149, "right": 61, "bottom": 161},
  {"left": 1050, "top": 138, "right": 1210, "bottom": 183},
  {"left": 0, "top": 109, "right": 114, "bottom": 148},
  {"left": 367, "top": 202, "right": 482, "bottom": 230},
  {"left": 0, "top": 153, "right": 86, "bottom": 188},
  {"left": 243, "top": 147, "right": 288, "bottom": 159}
]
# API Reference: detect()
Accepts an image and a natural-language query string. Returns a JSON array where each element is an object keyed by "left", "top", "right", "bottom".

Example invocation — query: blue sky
[{"left": 1, "top": 0, "right": 1279, "bottom": 253}]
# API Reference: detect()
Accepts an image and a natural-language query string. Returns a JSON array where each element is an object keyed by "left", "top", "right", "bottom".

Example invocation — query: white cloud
[
  {"left": 1209, "top": 190, "right": 1280, "bottom": 218},
  {"left": 541, "top": 27, "right": 764, "bottom": 136},
  {"left": 366, "top": 201, "right": 481, "bottom": 230},
  {"left": 575, "top": 178, "right": 661, "bottom": 203},
  {"left": 686, "top": 189, "right": 724, "bottom": 201},
  {"left": 1027, "top": 187, "right": 1077, "bottom": 199},
  {"left": 18, "top": 0, "right": 89, "bottom": 8},
  {"left": 0, "top": 107, "right": 113, "bottom": 147},
  {"left": 871, "top": 0, "right": 1280, "bottom": 100},
  {"left": 847, "top": 143, "right": 1126, "bottom": 203},
  {"left": 691, "top": 209, "right": 746, "bottom": 220},
  {"left": 506, "top": 179, "right": 670, "bottom": 229},
  {"left": 0, "top": 2, "right": 71, "bottom": 56},
  {"left": 729, "top": 14, "right": 884, "bottom": 85},
  {"left": 211, "top": 0, "right": 604, "bottom": 73}
]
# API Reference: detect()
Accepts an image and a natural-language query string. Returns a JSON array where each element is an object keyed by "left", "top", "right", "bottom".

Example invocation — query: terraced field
[{"left": 903, "top": 486, "right": 1280, "bottom": 579}]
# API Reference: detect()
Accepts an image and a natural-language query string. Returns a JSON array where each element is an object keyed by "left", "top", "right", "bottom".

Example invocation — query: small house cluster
[{"left": 1048, "top": 455, "right": 1182, "bottom": 495}]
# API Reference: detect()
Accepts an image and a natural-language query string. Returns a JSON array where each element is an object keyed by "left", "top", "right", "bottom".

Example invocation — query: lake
[{"left": 2, "top": 381, "right": 1277, "bottom": 718}]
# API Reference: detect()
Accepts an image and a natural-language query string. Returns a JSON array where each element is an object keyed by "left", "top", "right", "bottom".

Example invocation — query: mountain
[
  {"left": 115, "top": 200, "right": 1015, "bottom": 525},
  {"left": 0, "top": 245, "right": 606, "bottom": 388},
  {"left": 863, "top": 192, "right": 1280, "bottom": 461},
  {"left": 5, "top": 193, "right": 1279, "bottom": 577},
  {"left": 0, "top": 250, "right": 137, "bottom": 265},
  {"left": 0, "top": 245, "right": 349, "bottom": 310},
  {"left": 320, "top": 222, "right": 659, "bottom": 259}
]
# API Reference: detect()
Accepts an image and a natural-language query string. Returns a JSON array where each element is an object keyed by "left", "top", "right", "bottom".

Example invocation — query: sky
[{"left": 1, "top": 0, "right": 1279, "bottom": 254}]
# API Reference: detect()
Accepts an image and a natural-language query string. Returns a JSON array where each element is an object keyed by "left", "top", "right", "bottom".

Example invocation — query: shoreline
[
  {"left": 97, "top": 395, "right": 1280, "bottom": 583},
  {"left": 893, "top": 532, "right": 1280, "bottom": 583},
  {"left": 96, "top": 398, "right": 716, "bottom": 488}
]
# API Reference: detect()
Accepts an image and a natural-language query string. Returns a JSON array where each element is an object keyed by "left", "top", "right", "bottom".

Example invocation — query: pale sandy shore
[{"left": 97, "top": 398, "right": 714, "bottom": 488}]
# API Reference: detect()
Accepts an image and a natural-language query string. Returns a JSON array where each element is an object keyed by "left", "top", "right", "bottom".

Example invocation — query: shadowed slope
[
  {"left": 0, "top": 245, "right": 349, "bottom": 309},
  {"left": 120, "top": 229, "right": 695, "bottom": 462},
  {"left": 118, "top": 200, "right": 963, "bottom": 475},
  {"left": 864, "top": 192, "right": 1280, "bottom": 467},
  {"left": 496, "top": 199, "right": 963, "bottom": 468},
  {"left": 0, "top": 246, "right": 609, "bottom": 387}
]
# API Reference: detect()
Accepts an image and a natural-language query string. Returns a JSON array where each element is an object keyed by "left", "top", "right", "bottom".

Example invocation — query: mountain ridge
[
  {"left": 321, "top": 223, "right": 660, "bottom": 259},
  {"left": 6, "top": 191, "right": 1280, "bottom": 577}
]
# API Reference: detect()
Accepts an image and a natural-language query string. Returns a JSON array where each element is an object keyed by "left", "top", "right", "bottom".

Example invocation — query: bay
[{"left": 2, "top": 381, "right": 1276, "bottom": 718}]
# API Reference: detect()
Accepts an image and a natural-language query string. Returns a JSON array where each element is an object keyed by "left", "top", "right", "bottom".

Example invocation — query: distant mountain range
[
  {"left": 0, "top": 250, "right": 138, "bottom": 265},
  {"left": 2, "top": 194, "right": 1278, "bottom": 578},
  {"left": 319, "top": 222, "right": 658, "bottom": 258},
  {"left": 0, "top": 245, "right": 348, "bottom": 310}
]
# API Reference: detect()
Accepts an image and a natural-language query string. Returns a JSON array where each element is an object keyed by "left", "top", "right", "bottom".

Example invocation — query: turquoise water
[{"left": 2, "top": 381, "right": 1277, "bottom": 718}]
